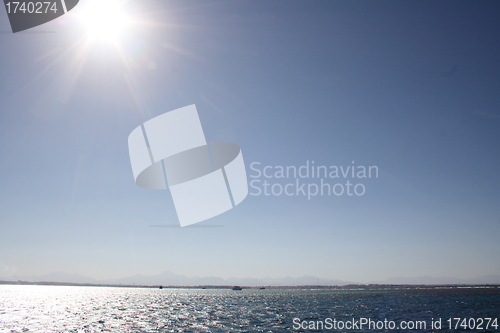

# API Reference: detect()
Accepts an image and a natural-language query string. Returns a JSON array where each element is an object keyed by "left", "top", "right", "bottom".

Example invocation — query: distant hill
[
  {"left": 0, "top": 271, "right": 99, "bottom": 284},
  {"left": 0, "top": 271, "right": 351, "bottom": 286},
  {"left": 2, "top": 271, "right": 499, "bottom": 287},
  {"left": 376, "top": 275, "right": 500, "bottom": 285},
  {"left": 102, "top": 273, "right": 353, "bottom": 286}
]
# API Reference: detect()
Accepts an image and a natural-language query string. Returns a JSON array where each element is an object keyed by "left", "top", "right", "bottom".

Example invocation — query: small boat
[{"left": 232, "top": 286, "right": 243, "bottom": 290}]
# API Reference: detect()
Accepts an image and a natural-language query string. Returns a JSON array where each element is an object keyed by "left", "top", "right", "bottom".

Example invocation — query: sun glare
[{"left": 78, "top": 1, "right": 130, "bottom": 42}]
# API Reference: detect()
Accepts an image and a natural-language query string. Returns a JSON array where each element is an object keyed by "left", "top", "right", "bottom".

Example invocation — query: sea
[{"left": 1, "top": 285, "right": 499, "bottom": 332}]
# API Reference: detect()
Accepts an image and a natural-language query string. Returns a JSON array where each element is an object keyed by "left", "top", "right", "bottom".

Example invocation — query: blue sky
[{"left": 0, "top": 0, "right": 499, "bottom": 283}]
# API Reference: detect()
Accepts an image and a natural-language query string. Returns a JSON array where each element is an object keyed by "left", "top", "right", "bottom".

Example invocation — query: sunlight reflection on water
[{"left": 0, "top": 285, "right": 499, "bottom": 332}]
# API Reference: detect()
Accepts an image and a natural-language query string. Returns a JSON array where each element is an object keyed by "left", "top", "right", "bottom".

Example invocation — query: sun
[{"left": 77, "top": 0, "right": 130, "bottom": 42}]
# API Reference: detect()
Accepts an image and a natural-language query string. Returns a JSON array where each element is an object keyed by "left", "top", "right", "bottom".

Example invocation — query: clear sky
[{"left": 0, "top": 0, "right": 499, "bottom": 284}]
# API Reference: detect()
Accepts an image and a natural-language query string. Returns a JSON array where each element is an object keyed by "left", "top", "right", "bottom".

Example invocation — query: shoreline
[{"left": 1, "top": 280, "right": 499, "bottom": 290}]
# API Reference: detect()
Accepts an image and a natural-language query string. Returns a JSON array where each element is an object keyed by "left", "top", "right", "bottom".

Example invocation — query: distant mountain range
[
  {"left": 1, "top": 271, "right": 499, "bottom": 286},
  {"left": 0, "top": 271, "right": 353, "bottom": 286},
  {"left": 375, "top": 275, "right": 500, "bottom": 285}
]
